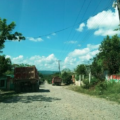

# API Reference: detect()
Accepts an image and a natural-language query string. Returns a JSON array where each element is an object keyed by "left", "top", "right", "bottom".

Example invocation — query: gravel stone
[{"left": 0, "top": 82, "right": 120, "bottom": 120}]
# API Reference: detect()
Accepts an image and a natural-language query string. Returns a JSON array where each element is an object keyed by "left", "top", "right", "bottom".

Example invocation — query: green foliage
[
  {"left": 0, "top": 55, "right": 12, "bottom": 75},
  {"left": 17, "top": 63, "right": 33, "bottom": 67},
  {"left": 61, "top": 68, "right": 71, "bottom": 74},
  {"left": 44, "top": 75, "right": 52, "bottom": 84},
  {"left": 82, "top": 78, "right": 99, "bottom": 89},
  {"left": 99, "top": 35, "right": 120, "bottom": 74},
  {"left": 38, "top": 72, "right": 45, "bottom": 84},
  {"left": 75, "top": 75, "right": 79, "bottom": 81},
  {"left": 4, "top": 70, "right": 14, "bottom": 75},
  {"left": 75, "top": 64, "right": 86, "bottom": 75},
  {"left": 96, "top": 82, "right": 107, "bottom": 95},
  {"left": 70, "top": 81, "right": 120, "bottom": 103},
  {"left": 52, "top": 72, "right": 60, "bottom": 77},
  {"left": 61, "top": 72, "right": 72, "bottom": 85},
  {"left": 0, "top": 18, "right": 25, "bottom": 47}
]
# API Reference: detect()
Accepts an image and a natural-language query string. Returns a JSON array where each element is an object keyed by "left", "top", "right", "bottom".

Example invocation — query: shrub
[
  {"left": 82, "top": 78, "right": 99, "bottom": 89},
  {"left": 96, "top": 82, "right": 107, "bottom": 95},
  {"left": 62, "top": 72, "right": 72, "bottom": 85}
]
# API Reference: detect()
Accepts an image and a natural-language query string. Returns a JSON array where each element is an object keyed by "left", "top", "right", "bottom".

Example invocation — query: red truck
[
  {"left": 52, "top": 76, "right": 62, "bottom": 86},
  {"left": 14, "top": 66, "right": 40, "bottom": 92}
]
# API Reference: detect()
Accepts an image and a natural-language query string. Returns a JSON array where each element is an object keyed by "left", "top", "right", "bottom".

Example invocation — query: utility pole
[
  {"left": 57, "top": 60, "right": 61, "bottom": 73},
  {"left": 117, "top": 0, "right": 120, "bottom": 22},
  {"left": 113, "top": 0, "right": 120, "bottom": 23}
]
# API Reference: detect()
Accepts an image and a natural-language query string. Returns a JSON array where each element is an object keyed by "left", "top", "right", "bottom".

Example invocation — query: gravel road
[{"left": 0, "top": 82, "right": 120, "bottom": 120}]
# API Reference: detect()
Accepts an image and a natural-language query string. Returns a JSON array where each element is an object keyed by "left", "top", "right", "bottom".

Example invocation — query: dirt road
[{"left": 0, "top": 82, "right": 120, "bottom": 120}]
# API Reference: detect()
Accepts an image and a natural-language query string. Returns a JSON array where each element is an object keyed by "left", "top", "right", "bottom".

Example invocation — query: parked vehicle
[
  {"left": 52, "top": 76, "right": 62, "bottom": 86},
  {"left": 13, "top": 66, "right": 40, "bottom": 92}
]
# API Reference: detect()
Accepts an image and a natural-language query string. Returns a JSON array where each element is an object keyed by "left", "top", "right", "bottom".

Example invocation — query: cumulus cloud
[
  {"left": 6, "top": 44, "right": 100, "bottom": 71},
  {"left": 8, "top": 54, "right": 58, "bottom": 70},
  {"left": 87, "top": 9, "right": 120, "bottom": 36},
  {"left": 63, "top": 44, "right": 100, "bottom": 69},
  {"left": 27, "top": 37, "right": 43, "bottom": 42},
  {"left": 68, "top": 48, "right": 89, "bottom": 57},
  {"left": 12, "top": 55, "right": 24, "bottom": 63},
  {"left": 76, "top": 23, "right": 85, "bottom": 32},
  {"left": 5, "top": 55, "right": 11, "bottom": 59},
  {"left": 87, "top": 44, "right": 100, "bottom": 50},
  {"left": 64, "top": 41, "right": 77, "bottom": 44}
]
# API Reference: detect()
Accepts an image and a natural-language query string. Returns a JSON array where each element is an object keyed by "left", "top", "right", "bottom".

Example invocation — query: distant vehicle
[
  {"left": 13, "top": 66, "right": 40, "bottom": 92},
  {"left": 52, "top": 76, "right": 62, "bottom": 86}
]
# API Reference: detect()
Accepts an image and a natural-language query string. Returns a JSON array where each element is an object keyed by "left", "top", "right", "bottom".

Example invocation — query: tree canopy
[
  {"left": 75, "top": 64, "right": 86, "bottom": 75},
  {"left": 92, "top": 35, "right": 120, "bottom": 75},
  {"left": 0, "top": 18, "right": 25, "bottom": 47},
  {"left": 0, "top": 55, "right": 12, "bottom": 75}
]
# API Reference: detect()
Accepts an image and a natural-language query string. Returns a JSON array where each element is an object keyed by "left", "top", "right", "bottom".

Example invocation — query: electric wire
[{"left": 60, "top": 0, "right": 114, "bottom": 69}]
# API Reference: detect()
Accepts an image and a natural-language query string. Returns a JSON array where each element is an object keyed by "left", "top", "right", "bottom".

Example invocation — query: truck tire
[
  {"left": 32, "top": 84, "right": 35, "bottom": 92},
  {"left": 35, "top": 83, "right": 39, "bottom": 92},
  {"left": 15, "top": 84, "right": 21, "bottom": 93}
]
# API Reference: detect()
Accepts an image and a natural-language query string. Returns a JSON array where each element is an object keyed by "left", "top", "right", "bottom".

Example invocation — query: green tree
[
  {"left": 61, "top": 68, "right": 71, "bottom": 74},
  {"left": 0, "top": 55, "right": 12, "bottom": 75},
  {"left": 99, "top": 35, "right": 120, "bottom": 74},
  {"left": 91, "top": 55, "right": 103, "bottom": 79},
  {"left": 61, "top": 72, "right": 72, "bottom": 85},
  {"left": 18, "top": 63, "right": 33, "bottom": 67},
  {"left": 0, "top": 18, "right": 25, "bottom": 47},
  {"left": 75, "top": 64, "right": 86, "bottom": 76}
]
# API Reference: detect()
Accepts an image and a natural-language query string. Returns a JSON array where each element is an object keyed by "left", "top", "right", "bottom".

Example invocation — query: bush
[
  {"left": 62, "top": 72, "right": 72, "bottom": 85},
  {"left": 75, "top": 75, "right": 79, "bottom": 81},
  {"left": 95, "top": 82, "right": 107, "bottom": 95},
  {"left": 82, "top": 78, "right": 99, "bottom": 89}
]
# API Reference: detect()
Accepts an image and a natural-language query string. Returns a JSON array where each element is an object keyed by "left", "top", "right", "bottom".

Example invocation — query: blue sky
[{"left": 0, "top": 0, "right": 120, "bottom": 71}]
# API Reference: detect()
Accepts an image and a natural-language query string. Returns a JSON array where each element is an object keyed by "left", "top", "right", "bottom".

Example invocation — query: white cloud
[
  {"left": 76, "top": 23, "right": 85, "bottom": 32},
  {"left": 9, "top": 54, "right": 58, "bottom": 70},
  {"left": 52, "top": 33, "right": 56, "bottom": 36},
  {"left": 5, "top": 55, "right": 11, "bottom": 59},
  {"left": 87, "top": 9, "right": 120, "bottom": 36},
  {"left": 68, "top": 48, "right": 89, "bottom": 57},
  {"left": 7, "top": 44, "right": 100, "bottom": 71},
  {"left": 63, "top": 44, "right": 100, "bottom": 69},
  {"left": 12, "top": 55, "right": 24, "bottom": 63},
  {"left": 64, "top": 41, "right": 77, "bottom": 44},
  {"left": 27, "top": 37, "right": 43, "bottom": 42},
  {"left": 47, "top": 36, "right": 50, "bottom": 39},
  {"left": 87, "top": 44, "right": 100, "bottom": 50}
]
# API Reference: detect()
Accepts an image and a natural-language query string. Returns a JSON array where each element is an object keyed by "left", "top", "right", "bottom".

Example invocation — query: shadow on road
[
  {"left": 39, "top": 89, "right": 50, "bottom": 92},
  {"left": 0, "top": 89, "right": 61, "bottom": 103}
]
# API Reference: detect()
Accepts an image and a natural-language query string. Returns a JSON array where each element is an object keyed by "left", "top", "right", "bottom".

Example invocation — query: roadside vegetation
[
  {"left": 68, "top": 34, "right": 120, "bottom": 104},
  {"left": 69, "top": 81, "right": 120, "bottom": 103}
]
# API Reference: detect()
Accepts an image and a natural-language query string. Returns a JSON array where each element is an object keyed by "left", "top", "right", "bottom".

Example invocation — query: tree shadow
[
  {"left": 39, "top": 89, "right": 50, "bottom": 92},
  {"left": 0, "top": 90, "right": 61, "bottom": 103}
]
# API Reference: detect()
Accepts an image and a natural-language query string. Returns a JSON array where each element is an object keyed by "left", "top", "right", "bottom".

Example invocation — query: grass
[
  {"left": 68, "top": 81, "right": 120, "bottom": 104},
  {"left": 0, "top": 90, "right": 18, "bottom": 102}
]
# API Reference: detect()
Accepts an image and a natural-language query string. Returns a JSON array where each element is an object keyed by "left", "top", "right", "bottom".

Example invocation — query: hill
[{"left": 39, "top": 70, "right": 59, "bottom": 75}]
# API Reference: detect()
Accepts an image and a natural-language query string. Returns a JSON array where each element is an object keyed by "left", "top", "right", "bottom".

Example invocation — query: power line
[
  {"left": 59, "top": 0, "right": 103, "bottom": 60},
  {"left": 59, "top": 0, "right": 114, "bottom": 64},
  {"left": 60, "top": 0, "right": 92, "bottom": 58}
]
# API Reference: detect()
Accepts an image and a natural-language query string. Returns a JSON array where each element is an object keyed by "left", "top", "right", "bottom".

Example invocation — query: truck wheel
[
  {"left": 35, "top": 83, "right": 39, "bottom": 92},
  {"left": 32, "top": 84, "right": 35, "bottom": 92},
  {"left": 15, "top": 84, "right": 21, "bottom": 93}
]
